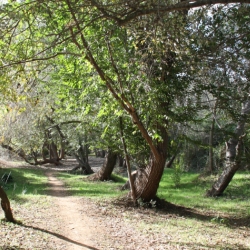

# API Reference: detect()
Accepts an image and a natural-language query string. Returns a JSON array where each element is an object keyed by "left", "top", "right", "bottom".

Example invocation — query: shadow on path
[{"left": 20, "top": 224, "right": 100, "bottom": 250}]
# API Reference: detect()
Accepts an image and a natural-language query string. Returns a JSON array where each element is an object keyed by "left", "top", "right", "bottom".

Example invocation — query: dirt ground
[
  {"left": 1, "top": 157, "right": 164, "bottom": 250},
  {"left": 1, "top": 157, "right": 250, "bottom": 250}
]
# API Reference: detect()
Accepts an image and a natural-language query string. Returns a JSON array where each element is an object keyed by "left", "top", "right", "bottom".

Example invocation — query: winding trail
[{"left": 45, "top": 171, "right": 100, "bottom": 250}]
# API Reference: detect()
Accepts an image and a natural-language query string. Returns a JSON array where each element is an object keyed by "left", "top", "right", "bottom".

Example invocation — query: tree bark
[
  {"left": 206, "top": 136, "right": 244, "bottom": 196},
  {"left": 119, "top": 117, "right": 137, "bottom": 204},
  {"left": 206, "top": 99, "right": 250, "bottom": 196},
  {"left": 89, "top": 149, "right": 117, "bottom": 181},
  {"left": 0, "top": 186, "right": 16, "bottom": 223},
  {"left": 208, "top": 117, "right": 215, "bottom": 173},
  {"left": 72, "top": 143, "right": 94, "bottom": 175},
  {"left": 133, "top": 155, "right": 166, "bottom": 201},
  {"left": 118, "top": 155, "right": 124, "bottom": 167},
  {"left": 165, "top": 154, "right": 177, "bottom": 168},
  {"left": 132, "top": 127, "right": 168, "bottom": 201}
]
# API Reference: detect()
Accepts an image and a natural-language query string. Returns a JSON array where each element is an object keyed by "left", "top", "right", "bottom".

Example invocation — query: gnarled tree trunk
[
  {"left": 72, "top": 142, "right": 94, "bottom": 175},
  {"left": 132, "top": 152, "right": 167, "bottom": 201},
  {"left": 206, "top": 137, "right": 244, "bottom": 196},
  {"left": 0, "top": 186, "right": 16, "bottom": 223},
  {"left": 131, "top": 126, "right": 168, "bottom": 201},
  {"left": 89, "top": 149, "right": 117, "bottom": 181},
  {"left": 206, "top": 99, "right": 250, "bottom": 196}
]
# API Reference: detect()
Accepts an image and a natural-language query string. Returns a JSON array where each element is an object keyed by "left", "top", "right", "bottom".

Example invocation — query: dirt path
[
  {"left": 2, "top": 157, "right": 250, "bottom": 250},
  {"left": 45, "top": 171, "right": 100, "bottom": 250}
]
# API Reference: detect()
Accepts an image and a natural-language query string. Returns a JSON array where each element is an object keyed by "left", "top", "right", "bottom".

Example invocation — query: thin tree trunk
[
  {"left": 165, "top": 154, "right": 177, "bottom": 168},
  {"left": 72, "top": 142, "right": 94, "bottom": 174},
  {"left": 165, "top": 141, "right": 181, "bottom": 169},
  {"left": 206, "top": 99, "right": 250, "bottom": 196},
  {"left": 208, "top": 117, "right": 215, "bottom": 173},
  {"left": 118, "top": 155, "right": 124, "bottom": 167},
  {"left": 59, "top": 141, "right": 66, "bottom": 159},
  {"left": 49, "top": 142, "right": 59, "bottom": 161},
  {"left": 119, "top": 117, "right": 137, "bottom": 205},
  {"left": 0, "top": 186, "right": 16, "bottom": 223}
]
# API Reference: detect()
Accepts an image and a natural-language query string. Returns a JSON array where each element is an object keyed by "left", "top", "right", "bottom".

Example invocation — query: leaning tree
[{"left": 1, "top": 0, "right": 250, "bottom": 201}]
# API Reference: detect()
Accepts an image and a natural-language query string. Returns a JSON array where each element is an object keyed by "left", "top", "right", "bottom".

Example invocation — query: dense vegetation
[{"left": 0, "top": 1, "right": 250, "bottom": 204}]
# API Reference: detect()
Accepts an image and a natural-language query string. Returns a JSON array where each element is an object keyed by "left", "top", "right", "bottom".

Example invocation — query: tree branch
[
  {"left": 65, "top": 0, "right": 160, "bottom": 159},
  {"left": 89, "top": 0, "right": 250, "bottom": 26}
]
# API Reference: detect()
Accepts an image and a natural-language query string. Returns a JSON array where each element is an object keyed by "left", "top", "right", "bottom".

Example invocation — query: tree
[
  {"left": 89, "top": 149, "right": 117, "bottom": 181},
  {"left": 1, "top": 1, "right": 250, "bottom": 201},
  {"left": 0, "top": 186, "right": 16, "bottom": 223},
  {"left": 193, "top": 5, "right": 250, "bottom": 194},
  {"left": 206, "top": 99, "right": 250, "bottom": 196}
]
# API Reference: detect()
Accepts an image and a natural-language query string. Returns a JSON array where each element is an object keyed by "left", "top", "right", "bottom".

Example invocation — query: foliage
[
  {"left": 0, "top": 1, "right": 250, "bottom": 197},
  {"left": 171, "top": 156, "right": 184, "bottom": 187}
]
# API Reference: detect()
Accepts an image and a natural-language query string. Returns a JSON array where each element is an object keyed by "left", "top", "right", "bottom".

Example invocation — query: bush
[{"left": 171, "top": 156, "right": 184, "bottom": 187}]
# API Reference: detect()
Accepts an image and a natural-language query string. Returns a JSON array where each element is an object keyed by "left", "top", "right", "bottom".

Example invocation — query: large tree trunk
[
  {"left": 89, "top": 149, "right": 117, "bottom": 181},
  {"left": 0, "top": 186, "right": 16, "bottom": 223},
  {"left": 131, "top": 127, "right": 168, "bottom": 202},
  {"left": 206, "top": 100, "right": 250, "bottom": 196},
  {"left": 132, "top": 152, "right": 167, "bottom": 201},
  {"left": 121, "top": 128, "right": 168, "bottom": 202},
  {"left": 206, "top": 137, "right": 244, "bottom": 196},
  {"left": 49, "top": 142, "right": 60, "bottom": 162}
]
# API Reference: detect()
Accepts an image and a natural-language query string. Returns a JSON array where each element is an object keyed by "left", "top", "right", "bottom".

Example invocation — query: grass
[
  {"left": 57, "top": 172, "right": 128, "bottom": 199},
  {"left": 2, "top": 164, "right": 248, "bottom": 218},
  {"left": 157, "top": 169, "right": 250, "bottom": 217},
  {"left": 0, "top": 167, "right": 65, "bottom": 250},
  {"left": 0, "top": 167, "right": 48, "bottom": 204},
  {"left": 0, "top": 165, "right": 249, "bottom": 249},
  {"left": 58, "top": 168, "right": 250, "bottom": 218}
]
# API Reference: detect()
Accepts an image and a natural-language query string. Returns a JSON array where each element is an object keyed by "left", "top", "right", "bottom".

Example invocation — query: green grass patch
[
  {"left": 158, "top": 169, "right": 250, "bottom": 216},
  {"left": 57, "top": 168, "right": 250, "bottom": 218},
  {"left": 57, "top": 172, "right": 127, "bottom": 199},
  {"left": 0, "top": 167, "right": 48, "bottom": 203}
]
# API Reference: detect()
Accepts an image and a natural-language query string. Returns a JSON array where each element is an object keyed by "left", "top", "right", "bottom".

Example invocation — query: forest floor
[{"left": 0, "top": 157, "right": 250, "bottom": 250}]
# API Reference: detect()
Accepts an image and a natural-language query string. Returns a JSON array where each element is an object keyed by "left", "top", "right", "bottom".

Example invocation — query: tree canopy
[{"left": 0, "top": 0, "right": 250, "bottom": 200}]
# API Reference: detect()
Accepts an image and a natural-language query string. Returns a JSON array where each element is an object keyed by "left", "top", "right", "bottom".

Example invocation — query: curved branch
[
  {"left": 65, "top": 0, "right": 160, "bottom": 159},
  {"left": 89, "top": 0, "right": 250, "bottom": 26}
]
